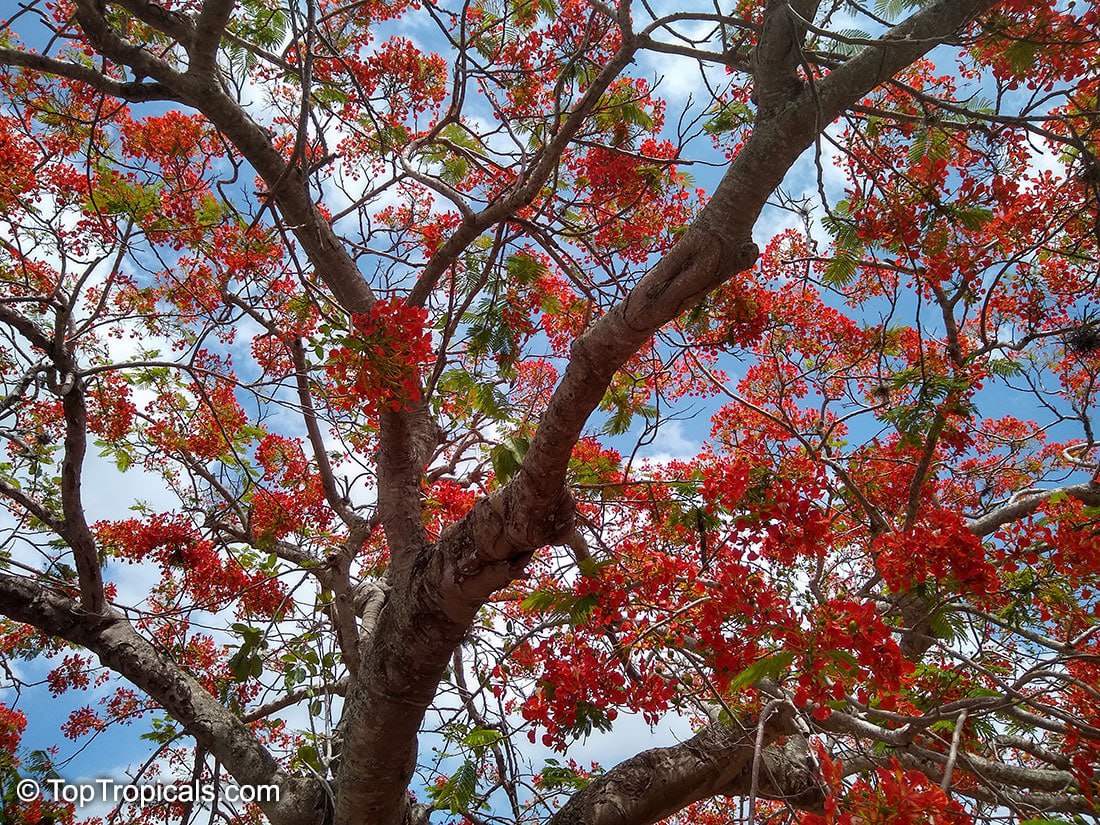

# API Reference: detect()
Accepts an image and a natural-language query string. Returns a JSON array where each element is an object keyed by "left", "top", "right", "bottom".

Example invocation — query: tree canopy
[{"left": 0, "top": 0, "right": 1099, "bottom": 823}]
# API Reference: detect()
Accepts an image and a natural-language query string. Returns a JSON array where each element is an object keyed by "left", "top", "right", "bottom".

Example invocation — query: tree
[{"left": 0, "top": 0, "right": 1098, "bottom": 822}]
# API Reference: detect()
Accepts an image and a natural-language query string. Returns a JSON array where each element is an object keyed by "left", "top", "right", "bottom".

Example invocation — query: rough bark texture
[{"left": 546, "top": 722, "right": 824, "bottom": 825}]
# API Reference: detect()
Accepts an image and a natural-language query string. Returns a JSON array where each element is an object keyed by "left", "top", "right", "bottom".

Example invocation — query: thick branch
[
  {"left": 815, "top": 0, "right": 993, "bottom": 122},
  {"left": 818, "top": 709, "right": 1089, "bottom": 804},
  {"left": 242, "top": 678, "right": 347, "bottom": 724},
  {"left": 751, "top": 0, "right": 820, "bottom": 116},
  {"left": 0, "top": 304, "right": 55, "bottom": 352},
  {"left": 967, "top": 482, "right": 1100, "bottom": 536},
  {"left": 0, "top": 48, "right": 173, "bottom": 102},
  {"left": 71, "top": 0, "right": 373, "bottom": 315},
  {"left": 0, "top": 480, "right": 62, "bottom": 533},
  {"left": 111, "top": 0, "right": 196, "bottom": 46},
  {"left": 59, "top": 380, "right": 106, "bottom": 615},
  {"left": 546, "top": 721, "right": 823, "bottom": 825},
  {"left": 375, "top": 406, "right": 434, "bottom": 563},
  {"left": 67, "top": 1, "right": 438, "bottom": 621},
  {"left": 73, "top": 0, "right": 190, "bottom": 89},
  {"left": 0, "top": 574, "right": 322, "bottom": 825},
  {"left": 0, "top": 305, "right": 104, "bottom": 613},
  {"left": 192, "top": 0, "right": 236, "bottom": 75},
  {"left": 513, "top": 0, "right": 1001, "bottom": 522}
]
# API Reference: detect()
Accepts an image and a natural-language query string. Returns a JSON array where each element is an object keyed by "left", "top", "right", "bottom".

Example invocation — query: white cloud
[{"left": 638, "top": 419, "right": 698, "bottom": 463}]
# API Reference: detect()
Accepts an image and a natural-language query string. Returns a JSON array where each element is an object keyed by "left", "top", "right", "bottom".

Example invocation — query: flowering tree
[{"left": 0, "top": 0, "right": 1098, "bottom": 823}]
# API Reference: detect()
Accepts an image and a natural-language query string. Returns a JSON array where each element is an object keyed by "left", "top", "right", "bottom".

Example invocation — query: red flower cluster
[
  {"left": 249, "top": 434, "right": 332, "bottom": 542},
  {"left": 325, "top": 298, "right": 433, "bottom": 416},
  {"left": 873, "top": 511, "right": 996, "bottom": 596},
  {"left": 789, "top": 599, "right": 913, "bottom": 719},
  {"left": 0, "top": 701, "right": 26, "bottom": 756},
  {"left": 96, "top": 514, "right": 285, "bottom": 616},
  {"left": 804, "top": 754, "right": 973, "bottom": 825}
]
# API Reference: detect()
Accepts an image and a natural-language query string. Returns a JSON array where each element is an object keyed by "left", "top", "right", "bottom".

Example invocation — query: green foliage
[
  {"left": 0, "top": 746, "right": 69, "bottom": 822},
  {"left": 280, "top": 633, "right": 333, "bottom": 692},
  {"left": 139, "top": 715, "right": 180, "bottom": 745},
  {"left": 463, "top": 727, "right": 503, "bottom": 752},
  {"left": 987, "top": 357, "right": 1024, "bottom": 378},
  {"left": 568, "top": 701, "right": 614, "bottom": 738},
  {"left": 538, "top": 758, "right": 590, "bottom": 791},
  {"left": 228, "top": 623, "right": 267, "bottom": 682},
  {"left": 508, "top": 0, "right": 557, "bottom": 27},
  {"left": 598, "top": 377, "right": 656, "bottom": 436},
  {"left": 98, "top": 439, "right": 135, "bottom": 472},
  {"left": 822, "top": 200, "right": 865, "bottom": 288},
  {"left": 725, "top": 650, "right": 796, "bottom": 693},
  {"left": 427, "top": 759, "right": 479, "bottom": 814},
  {"left": 874, "top": 0, "right": 931, "bottom": 20},
  {"left": 226, "top": 0, "right": 289, "bottom": 78},
  {"left": 703, "top": 101, "right": 754, "bottom": 135},
  {"left": 880, "top": 368, "right": 974, "bottom": 446},
  {"left": 593, "top": 85, "right": 656, "bottom": 146},
  {"left": 439, "top": 370, "right": 513, "bottom": 421},
  {"left": 520, "top": 587, "right": 600, "bottom": 626},
  {"left": 465, "top": 297, "right": 522, "bottom": 369},
  {"left": 505, "top": 252, "right": 547, "bottom": 285},
  {"left": 491, "top": 435, "right": 529, "bottom": 483},
  {"left": 295, "top": 743, "right": 325, "bottom": 774},
  {"left": 90, "top": 168, "right": 163, "bottom": 224},
  {"left": 927, "top": 607, "right": 965, "bottom": 643},
  {"left": 826, "top": 29, "right": 874, "bottom": 58},
  {"left": 908, "top": 127, "right": 953, "bottom": 165},
  {"left": 949, "top": 204, "right": 994, "bottom": 231},
  {"left": 1003, "top": 39, "right": 1040, "bottom": 76}
]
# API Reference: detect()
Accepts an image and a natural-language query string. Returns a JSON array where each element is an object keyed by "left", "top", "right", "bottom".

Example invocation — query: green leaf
[
  {"left": 296, "top": 744, "right": 323, "bottom": 773},
  {"left": 519, "top": 588, "right": 597, "bottom": 625},
  {"left": 1004, "top": 39, "right": 1040, "bottom": 76},
  {"left": 907, "top": 127, "right": 929, "bottom": 165},
  {"left": 519, "top": 588, "right": 568, "bottom": 613},
  {"left": 928, "top": 608, "right": 963, "bottom": 642},
  {"left": 828, "top": 29, "right": 874, "bottom": 57},
  {"left": 473, "top": 381, "right": 511, "bottom": 421},
  {"left": 988, "top": 357, "right": 1023, "bottom": 377},
  {"left": 429, "top": 760, "right": 479, "bottom": 814},
  {"left": 874, "top": 0, "right": 928, "bottom": 20},
  {"left": 823, "top": 252, "right": 859, "bottom": 287},
  {"left": 726, "top": 650, "right": 796, "bottom": 693},
  {"left": 953, "top": 206, "right": 994, "bottom": 231},
  {"left": 539, "top": 758, "right": 590, "bottom": 791},
  {"left": 463, "top": 727, "right": 503, "bottom": 752},
  {"left": 505, "top": 252, "right": 547, "bottom": 285},
  {"left": 140, "top": 716, "right": 179, "bottom": 745},
  {"left": 824, "top": 649, "right": 859, "bottom": 671},
  {"left": 440, "top": 155, "right": 469, "bottom": 183},
  {"left": 966, "top": 685, "right": 1002, "bottom": 699},
  {"left": 601, "top": 404, "right": 633, "bottom": 436},
  {"left": 490, "top": 436, "right": 528, "bottom": 483},
  {"left": 703, "top": 101, "right": 754, "bottom": 135}
]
